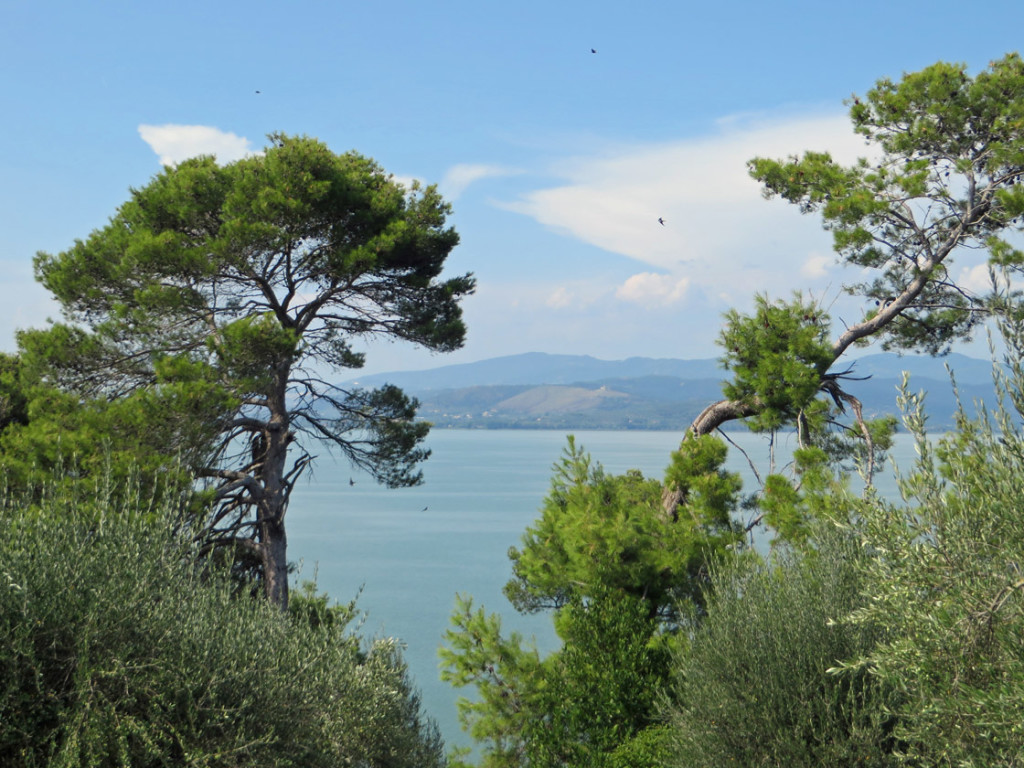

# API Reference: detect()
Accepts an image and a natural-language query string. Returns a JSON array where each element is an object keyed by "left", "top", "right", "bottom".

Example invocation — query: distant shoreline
[{"left": 426, "top": 421, "right": 784, "bottom": 433}]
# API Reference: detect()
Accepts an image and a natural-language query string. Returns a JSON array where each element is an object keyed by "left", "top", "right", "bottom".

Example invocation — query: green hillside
[{"left": 412, "top": 370, "right": 993, "bottom": 430}]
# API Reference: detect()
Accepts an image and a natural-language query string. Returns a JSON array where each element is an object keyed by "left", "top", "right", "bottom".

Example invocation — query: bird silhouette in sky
[
  {"left": 591, "top": 48, "right": 597, "bottom": 53},
  {"left": 658, "top": 217, "right": 665, "bottom": 226},
  {"left": 255, "top": 90, "right": 261, "bottom": 94},
  {"left": 349, "top": 478, "right": 355, "bottom": 486}
]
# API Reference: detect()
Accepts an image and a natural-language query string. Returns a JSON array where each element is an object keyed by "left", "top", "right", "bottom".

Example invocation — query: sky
[{"left": 3, "top": 1, "right": 1024, "bottom": 376}]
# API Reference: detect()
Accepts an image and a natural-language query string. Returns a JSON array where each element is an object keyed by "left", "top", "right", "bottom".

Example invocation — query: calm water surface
[{"left": 287, "top": 429, "right": 918, "bottom": 750}]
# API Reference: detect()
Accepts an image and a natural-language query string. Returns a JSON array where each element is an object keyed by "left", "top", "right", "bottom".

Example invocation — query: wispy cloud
[
  {"left": 441, "top": 163, "right": 522, "bottom": 199},
  {"left": 138, "top": 124, "right": 257, "bottom": 166},
  {"left": 801, "top": 253, "right": 832, "bottom": 279},
  {"left": 616, "top": 272, "right": 690, "bottom": 305},
  {"left": 502, "top": 111, "right": 871, "bottom": 301},
  {"left": 391, "top": 174, "right": 426, "bottom": 191},
  {"left": 546, "top": 286, "right": 575, "bottom": 309},
  {"left": 957, "top": 263, "right": 994, "bottom": 295}
]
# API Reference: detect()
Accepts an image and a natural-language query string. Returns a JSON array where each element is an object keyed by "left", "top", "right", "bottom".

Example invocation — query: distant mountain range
[
  {"left": 345, "top": 353, "right": 727, "bottom": 390},
  {"left": 341, "top": 352, "right": 999, "bottom": 430}
]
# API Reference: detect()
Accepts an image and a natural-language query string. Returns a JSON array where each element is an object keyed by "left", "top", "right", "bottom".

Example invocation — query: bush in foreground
[
  {"left": 666, "top": 529, "right": 900, "bottom": 767},
  {"left": 832, "top": 348, "right": 1024, "bottom": 765},
  {"left": 0, "top": 486, "right": 443, "bottom": 767}
]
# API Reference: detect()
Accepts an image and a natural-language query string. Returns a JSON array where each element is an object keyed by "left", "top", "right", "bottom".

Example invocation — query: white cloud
[
  {"left": 138, "top": 124, "right": 257, "bottom": 166},
  {"left": 801, "top": 253, "right": 831, "bottom": 278},
  {"left": 616, "top": 272, "right": 689, "bottom": 305},
  {"left": 502, "top": 111, "right": 872, "bottom": 302},
  {"left": 957, "top": 263, "right": 994, "bottom": 295},
  {"left": 441, "top": 163, "right": 522, "bottom": 199},
  {"left": 546, "top": 286, "right": 574, "bottom": 308},
  {"left": 391, "top": 174, "right": 425, "bottom": 191}
]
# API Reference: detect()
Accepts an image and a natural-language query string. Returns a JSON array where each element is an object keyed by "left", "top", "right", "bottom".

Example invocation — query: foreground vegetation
[
  {"left": 9, "top": 347, "right": 1024, "bottom": 765},
  {"left": 436, "top": 326, "right": 1024, "bottom": 768},
  {"left": 0, "top": 484, "right": 444, "bottom": 767}
]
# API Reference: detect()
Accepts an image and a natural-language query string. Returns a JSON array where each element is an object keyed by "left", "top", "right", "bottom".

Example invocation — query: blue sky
[{"left": 3, "top": 0, "right": 1023, "bottom": 375}]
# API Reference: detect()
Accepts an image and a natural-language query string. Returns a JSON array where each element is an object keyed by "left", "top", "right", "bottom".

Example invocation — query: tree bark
[
  {"left": 688, "top": 398, "right": 762, "bottom": 438},
  {"left": 261, "top": 518, "right": 289, "bottom": 609},
  {"left": 256, "top": 368, "right": 294, "bottom": 610}
]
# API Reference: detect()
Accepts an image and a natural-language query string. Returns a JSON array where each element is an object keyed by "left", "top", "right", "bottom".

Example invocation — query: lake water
[{"left": 287, "top": 429, "right": 919, "bottom": 751}]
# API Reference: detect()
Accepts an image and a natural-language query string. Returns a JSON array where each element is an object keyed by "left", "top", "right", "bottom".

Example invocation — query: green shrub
[
  {"left": 0, "top": 485, "right": 443, "bottom": 767},
  {"left": 605, "top": 725, "right": 674, "bottom": 768},
  {"left": 521, "top": 587, "right": 674, "bottom": 767},
  {"left": 666, "top": 530, "right": 900, "bottom": 767},
  {"left": 833, "top": 350, "right": 1024, "bottom": 765}
]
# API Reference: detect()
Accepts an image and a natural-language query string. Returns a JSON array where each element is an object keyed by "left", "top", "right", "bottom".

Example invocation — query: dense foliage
[
  {"left": 522, "top": 588, "right": 675, "bottom": 767},
  {"left": 665, "top": 316, "right": 1024, "bottom": 766},
  {"left": 0, "top": 484, "right": 444, "bottom": 767},
  {"left": 830, "top": 317, "right": 1024, "bottom": 765},
  {"left": 718, "top": 293, "right": 833, "bottom": 433},
  {"left": 441, "top": 586, "right": 677, "bottom": 768},
  {"left": 506, "top": 436, "right": 741, "bottom": 620},
  {"left": 667, "top": 529, "right": 900, "bottom": 767}
]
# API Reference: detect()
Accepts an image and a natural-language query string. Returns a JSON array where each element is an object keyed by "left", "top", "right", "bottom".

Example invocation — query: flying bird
[
  {"left": 658, "top": 217, "right": 665, "bottom": 226},
  {"left": 591, "top": 48, "right": 597, "bottom": 53},
  {"left": 349, "top": 478, "right": 355, "bottom": 486},
  {"left": 255, "top": 90, "right": 261, "bottom": 94}
]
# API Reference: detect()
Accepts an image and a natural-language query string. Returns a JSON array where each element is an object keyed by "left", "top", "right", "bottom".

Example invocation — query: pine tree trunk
[
  {"left": 259, "top": 380, "right": 293, "bottom": 610},
  {"left": 262, "top": 518, "right": 289, "bottom": 609}
]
